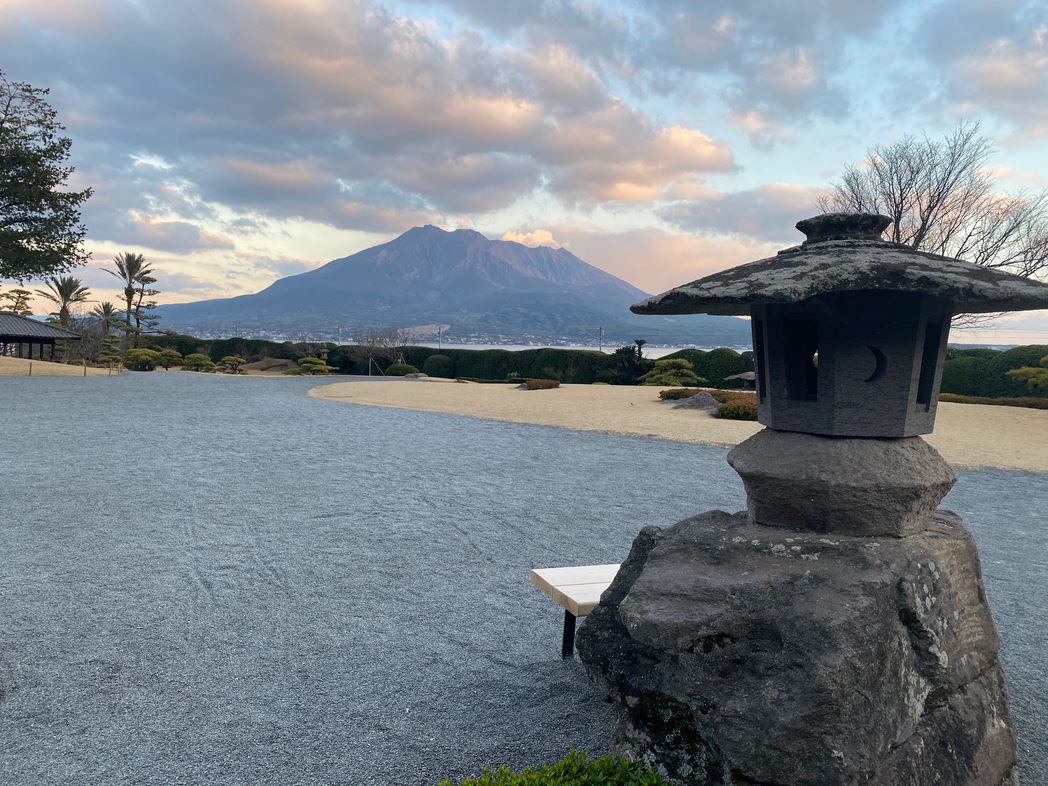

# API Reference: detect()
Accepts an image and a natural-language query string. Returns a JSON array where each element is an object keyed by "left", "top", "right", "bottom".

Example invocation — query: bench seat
[{"left": 530, "top": 564, "right": 620, "bottom": 657}]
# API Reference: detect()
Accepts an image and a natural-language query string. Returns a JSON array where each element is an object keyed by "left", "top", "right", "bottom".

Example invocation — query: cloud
[
  {"left": 550, "top": 223, "right": 783, "bottom": 296},
  {"left": 910, "top": 1, "right": 1048, "bottom": 138},
  {"left": 501, "top": 228, "right": 565, "bottom": 248},
  {"left": 658, "top": 183, "right": 825, "bottom": 242}
]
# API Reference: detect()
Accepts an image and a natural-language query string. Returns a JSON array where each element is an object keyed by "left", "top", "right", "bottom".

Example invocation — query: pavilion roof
[{"left": 0, "top": 312, "right": 80, "bottom": 340}]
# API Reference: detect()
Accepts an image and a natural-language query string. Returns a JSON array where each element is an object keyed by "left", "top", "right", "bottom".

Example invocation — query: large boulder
[{"left": 576, "top": 509, "right": 1016, "bottom": 786}]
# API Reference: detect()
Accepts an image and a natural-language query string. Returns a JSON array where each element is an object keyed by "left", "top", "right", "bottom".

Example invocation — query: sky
[{"left": 3, "top": 0, "right": 1048, "bottom": 345}]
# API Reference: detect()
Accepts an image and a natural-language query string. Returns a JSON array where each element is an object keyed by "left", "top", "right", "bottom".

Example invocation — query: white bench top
[{"left": 530, "top": 564, "right": 621, "bottom": 617}]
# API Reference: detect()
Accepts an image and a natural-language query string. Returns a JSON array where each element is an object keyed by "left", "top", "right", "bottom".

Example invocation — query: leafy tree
[
  {"left": 91, "top": 301, "right": 120, "bottom": 334},
  {"left": 35, "top": 274, "right": 88, "bottom": 327},
  {"left": 123, "top": 348, "right": 160, "bottom": 371},
  {"left": 158, "top": 348, "right": 182, "bottom": 370},
  {"left": 1006, "top": 355, "right": 1048, "bottom": 391},
  {"left": 637, "top": 358, "right": 706, "bottom": 387},
  {"left": 611, "top": 344, "right": 653, "bottom": 384},
  {"left": 218, "top": 355, "right": 246, "bottom": 374},
  {"left": 284, "top": 356, "right": 335, "bottom": 375},
  {"left": 819, "top": 122, "right": 1048, "bottom": 323},
  {"left": 182, "top": 352, "right": 217, "bottom": 372},
  {"left": 0, "top": 286, "right": 33, "bottom": 314},
  {"left": 0, "top": 71, "right": 92, "bottom": 281},
  {"left": 105, "top": 251, "right": 158, "bottom": 350}
]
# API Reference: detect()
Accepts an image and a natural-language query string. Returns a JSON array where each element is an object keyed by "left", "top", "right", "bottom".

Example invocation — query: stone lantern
[{"left": 576, "top": 214, "right": 1048, "bottom": 786}]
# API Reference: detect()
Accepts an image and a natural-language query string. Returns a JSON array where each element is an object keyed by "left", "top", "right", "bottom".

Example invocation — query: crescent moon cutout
[{"left": 865, "top": 345, "right": 887, "bottom": 382}]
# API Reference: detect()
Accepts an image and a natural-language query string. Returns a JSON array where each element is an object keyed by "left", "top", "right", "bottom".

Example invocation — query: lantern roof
[{"left": 632, "top": 213, "right": 1048, "bottom": 317}]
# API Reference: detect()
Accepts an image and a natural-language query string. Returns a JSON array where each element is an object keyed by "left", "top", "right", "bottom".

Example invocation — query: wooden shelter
[{"left": 0, "top": 311, "right": 80, "bottom": 360}]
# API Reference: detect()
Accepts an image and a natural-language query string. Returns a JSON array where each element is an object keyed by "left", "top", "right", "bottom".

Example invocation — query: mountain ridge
[{"left": 156, "top": 226, "right": 752, "bottom": 346}]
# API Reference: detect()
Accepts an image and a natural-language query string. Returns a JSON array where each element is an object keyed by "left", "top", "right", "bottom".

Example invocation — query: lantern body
[{"left": 751, "top": 291, "right": 951, "bottom": 437}]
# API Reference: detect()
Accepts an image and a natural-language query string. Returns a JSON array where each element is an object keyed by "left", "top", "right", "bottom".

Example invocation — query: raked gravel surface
[{"left": 0, "top": 372, "right": 1045, "bottom": 785}]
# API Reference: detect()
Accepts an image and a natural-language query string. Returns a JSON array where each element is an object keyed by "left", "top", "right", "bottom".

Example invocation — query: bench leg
[{"left": 561, "top": 610, "right": 577, "bottom": 658}]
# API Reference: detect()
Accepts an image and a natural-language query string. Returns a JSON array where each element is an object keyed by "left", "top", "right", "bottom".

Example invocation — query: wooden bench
[{"left": 530, "top": 564, "right": 620, "bottom": 657}]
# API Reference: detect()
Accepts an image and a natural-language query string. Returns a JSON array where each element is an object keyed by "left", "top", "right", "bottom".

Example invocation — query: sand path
[{"left": 310, "top": 379, "right": 1048, "bottom": 473}]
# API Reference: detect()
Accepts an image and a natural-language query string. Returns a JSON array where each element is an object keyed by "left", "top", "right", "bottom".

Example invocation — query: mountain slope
[{"left": 157, "top": 226, "right": 751, "bottom": 346}]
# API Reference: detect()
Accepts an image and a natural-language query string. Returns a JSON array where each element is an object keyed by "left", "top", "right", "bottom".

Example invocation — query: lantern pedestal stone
[
  {"left": 576, "top": 439, "right": 1017, "bottom": 784},
  {"left": 727, "top": 430, "right": 957, "bottom": 538}
]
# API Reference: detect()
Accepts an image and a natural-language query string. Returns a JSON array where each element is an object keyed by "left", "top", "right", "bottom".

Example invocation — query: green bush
[
  {"left": 182, "top": 353, "right": 217, "bottom": 373},
  {"left": 714, "top": 401, "right": 759, "bottom": 420},
  {"left": 637, "top": 358, "right": 706, "bottom": 387},
  {"left": 658, "top": 388, "right": 700, "bottom": 401},
  {"left": 437, "top": 750, "right": 672, "bottom": 786},
  {"left": 219, "top": 355, "right": 247, "bottom": 374},
  {"left": 525, "top": 378, "right": 560, "bottom": 390},
  {"left": 157, "top": 348, "right": 183, "bottom": 370},
  {"left": 422, "top": 354, "right": 455, "bottom": 378},
  {"left": 386, "top": 363, "right": 420, "bottom": 376},
  {"left": 288, "top": 357, "right": 336, "bottom": 375},
  {"left": 123, "top": 348, "right": 161, "bottom": 371}
]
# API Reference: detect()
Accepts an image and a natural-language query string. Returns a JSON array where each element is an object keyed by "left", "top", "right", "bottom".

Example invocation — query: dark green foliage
[
  {"left": 287, "top": 357, "right": 336, "bottom": 375},
  {"left": 658, "top": 388, "right": 700, "bottom": 400},
  {"left": 637, "top": 358, "right": 706, "bottom": 387},
  {"left": 157, "top": 349, "right": 182, "bottom": 370},
  {"left": 940, "top": 345, "right": 1048, "bottom": 398},
  {"left": 524, "top": 379, "right": 560, "bottom": 389},
  {"left": 122, "top": 348, "right": 160, "bottom": 371},
  {"left": 386, "top": 363, "right": 420, "bottom": 376},
  {"left": 663, "top": 348, "right": 754, "bottom": 388},
  {"left": 402, "top": 346, "right": 628, "bottom": 384},
  {"left": 0, "top": 72, "right": 92, "bottom": 281},
  {"left": 422, "top": 353, "right": 455, "bottom": 378},
  {"left": 939, "top": 393, "right": 1048, "bottom": 409},
  {"left": 714, "top": 401, "right": 759, "bottom": 420},
  {"left": 437, "top": 750, "right": 672, "bottom": 786},
  {"left": 182, "top": 353, "right": 217, "bottom": 373},
  {"left": 219, "top": 355, "right": 246, "bottom": 374},
  {"left": 1006, "top": 354, "right": 1048, "bottom": 390}
]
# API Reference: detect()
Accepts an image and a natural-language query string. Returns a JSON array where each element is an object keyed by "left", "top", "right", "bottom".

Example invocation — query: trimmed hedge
[
  {"left": 714, "top": 401, "right": 759, "bottom": 420},
  {"left": 658, "top": 388, "right": 700, "bottom": 401},
  {"left": 524, "top": 378, "right": 560, "bottom": 390},
  {"left": 386, "top": 363, "right": 420, "bottom": 376},
  {"left": 437, "top": 750, "right": 672, "bottom": 786},
  {"left": 939, "top": 393, "right": 1048, "bottom": 409}
]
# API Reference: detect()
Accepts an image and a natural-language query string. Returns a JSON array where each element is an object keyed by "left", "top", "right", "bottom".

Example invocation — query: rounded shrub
[
  {"left": 525, "top": 378, "right": 560, "bottom": 390},
  {"left": 658, "top": 388, "right": 699, "bottom": 401},
  {"left": 123, "top": 348, "right": 160, "bottom": 371},
  {"left": 714, "top": 401, "right": 759, "bottom": 420},
  {"left": 182, "top": 353, "right": 217, "bottom": 372},
  {"left": 422, "top": 354, "right": 455, "bottom": 378},
  {"left": 386, "top": 363, "right": 420, "bottom": 376}
]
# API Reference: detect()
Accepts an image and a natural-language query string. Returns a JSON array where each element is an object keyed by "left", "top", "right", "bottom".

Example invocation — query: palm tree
[
  {"left": 106, "top": 252, "right": 153, "bottom": 349},
  {"left": 91, "top": 301, "right": 120, "bottom": 334},
  {"left": 35, "top": 275, "right": 90, "bottom": 327}
]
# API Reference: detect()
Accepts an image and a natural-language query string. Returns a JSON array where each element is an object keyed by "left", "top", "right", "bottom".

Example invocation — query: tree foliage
[
  {"left": 35, "top": 274, "right": 88, "bottom": 327},
  {"left": 1006, "top": 354, "right": 1048, "bottom": 391},
  {"left": 182, "top": 352, "right": 217, "bottom": 372},
  {"left": 106, "top": 251, "right": 159, "bottom": 350},
  {"left": 0, "top": 71, "right": 92, "bottom": 281},
  {"left": 0, "top": 286, "right": 33, "bottom": 314},
  {"left": 637, "top": 358, "right": 706, "bottom": 386},
  {"left": 819, "top": 122, "right": 1048, "bottom": 316},
  {"left": 123, "top": 348, "right": 160, "bottom": 371}
]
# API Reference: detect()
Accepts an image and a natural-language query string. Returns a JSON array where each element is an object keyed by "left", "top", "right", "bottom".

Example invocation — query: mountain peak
[{"left": 156, "top": 225, "right": 752, "bottom": 347}]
